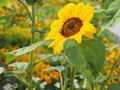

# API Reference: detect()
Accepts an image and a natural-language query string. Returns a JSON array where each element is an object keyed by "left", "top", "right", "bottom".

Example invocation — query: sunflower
[{"left": 45, "top": 3, "right": 96, "bottom": 54}]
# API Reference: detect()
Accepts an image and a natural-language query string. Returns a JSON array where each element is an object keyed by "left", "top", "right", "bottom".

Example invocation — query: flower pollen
[{"left": 60, "top": 17, "right": 83, "bottom": 37}]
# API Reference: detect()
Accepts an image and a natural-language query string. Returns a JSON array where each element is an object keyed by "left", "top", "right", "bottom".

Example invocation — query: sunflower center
[{"left": 60, "top": 17, "right": 83, "bottom": 37}]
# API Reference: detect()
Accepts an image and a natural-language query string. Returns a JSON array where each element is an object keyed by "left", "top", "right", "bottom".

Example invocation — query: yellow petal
[
  {"left": 73, "top": 2, "right": 85, "bottom": 18},
  {"left": 58, "top": 3, "right": 75, "bottom": 22},
  {"left": 71, "top": 31, "right": 83, "bottom": 43},
  {"left": 50, "top": 20, "right": 63, "bottom": 31},
  {"left": 48, "top": 37, "right": 64, "bottom": 47},
  {"left": 77, "top": 3, "right": 94, "bottom": 22},
  {"left": 45, "top": 19, "right": 63, "bottom": 40},
  {"left": 53, "top": 38, "right": 65, "bottom": 54},
  {"left": 82, "top": 22, "right": 96, "bottom": 33},
  {"left": 45, "top": 30, "right": 62, "bottom": 40},
  {"left": 83, "top": 31, "right": 94, "bottom": 39}
]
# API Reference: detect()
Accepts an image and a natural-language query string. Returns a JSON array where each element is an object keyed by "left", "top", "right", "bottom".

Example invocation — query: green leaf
[
  {"left": 0, "top": 0, "right": 8, "bottom": 7},
  {"left": 104, "top": 0, "right": 114, "bottom": 9},
  {"left": 45, "top": 66, "right": 65, "bottom": 73},
  {"left": 82, "top": 39, "right": 106, "bottom": 76},
  {"left": 99, "top": 0, "right": 120, "bottom": 34},
  {"left": 6, "top": 54, "right": 16, "bottom": 64},
  {"left": 9, "top": 62, "right": 28, "bottom": 71},
  {"left": 108, "top": 83, "right": 120, "bottom": 90},
  {"left": 82, "top": 69, "right": 94, "bottom": 80},
  {"left": 0, "top": 67, "right": 4, "bottom": 74},
  {"left": 94, "top": 76, "right": 107, "bottom": 83},
  {"left": 107, "top": 0, "right": 120, "bottom": 14},
  {"left": 63, "top": 39, "right": 106, "bottom": 77},
  {"left": 39, "top": 54, "right": 64, "bottom": 64},
  {"left": 100, "top": 9, "right": 120, "bottom": 34},
  {"left": 9, "top": 40, "right": 50, "bottom": 56},
  {"left": 63, "top": 39, "right": 86, "bottom": 72}
]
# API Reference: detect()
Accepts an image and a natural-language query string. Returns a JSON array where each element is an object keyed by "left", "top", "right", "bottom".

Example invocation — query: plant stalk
[
  {"left": 18, "top": 0, "right": 33, "bottom": 21},
  {"left": 70, "top": 66, "right": 75, "bottom": 90},
  {"left": 29, "top": 3, "right": 35, "bottom": 90}
]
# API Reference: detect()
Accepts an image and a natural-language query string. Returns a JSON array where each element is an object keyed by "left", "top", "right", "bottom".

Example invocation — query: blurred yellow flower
[
  {"left": 45, "top": 3, "right": 96, "bottom": 54},
  {"left": 6, "top": 26, "right": 31, "bottom": 39},
  {"left": 13, "top": 48, "right": 60, "bottom": 83},
  {"left": 0, "top": 7, "right": 9, "bottom": 15},
  {"left": 7, "top": 0, "right": 21, "bottom": 10},
  {"left": 8, "top": 65, "right": 17, "bottom": 71},
  {"left": 0, "top": 48, "right": 8, "bottom": 54},
  {"left": 101, "top": 38, "right": 120, "bottom": 89},
  {"left": 0, "top": 24, "right": 3, "bottom": 35},
  {"left": 33, "top": 61, "right": 60, "bottom": 83}
]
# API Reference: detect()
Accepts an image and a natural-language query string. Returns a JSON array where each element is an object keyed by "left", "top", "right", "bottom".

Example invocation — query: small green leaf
[
  {"left": 0, "top": 67, "right": 4, "bottom": 74},
  {"left": 104, "top": 0, "right": 114, "bottom": 9},
  {"left": 45, "top": 66, "right": 65, "bottom": 73},
  {"left": 9, "top": 40, "right": 50, "bottom": 56},
  {"left": 107, "top": 0, "right": 120, "bottom": 13},
  {"left": 7, "top": 71, "right": 25, "bottom": 75},
  {"left": 6, "top": 54, "right": 16, "bottom": 64},
  {"left": 108, "top": 83, "right": 120, "bottom": 90},
  {"left": 9, "top": 62, "right": 28, "bottom": 71},
  {"left": 99, "top": 0, "right": 120, "bottom": 34},
  {"left": 100, "top": 9, "right": 120, "bottom": 34},
  {"left": 39, "top": 54, "right": 64, "bottom": 64},
  {"left": 94, "top": 76, "right": 107, "bottom": 83}
]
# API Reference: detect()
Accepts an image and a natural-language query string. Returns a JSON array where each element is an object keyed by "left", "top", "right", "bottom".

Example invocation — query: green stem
[
  {"left": 62, "top": 53, "right": 75, "bottom": 90},
  {"left": 18, "top": 0, "right": 33, "bottom": 21},
  {"left": 18, "top": 1, "right": 35, "bottom": 90},
  {"left": 60, "top": 73, "right": 64, "bottom": 90},
  {"left": 70, "top": 66, "right": 75, "bottom": 90},
  {"left": 29, "top": 3, "right": 35, "bottom": 90},
  {"left": 63, "top": 68, "right": 68, "bottom": 90}
]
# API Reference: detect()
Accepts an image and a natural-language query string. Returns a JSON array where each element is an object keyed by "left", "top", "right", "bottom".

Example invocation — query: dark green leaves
[{"left": 63, "top": 39, "right": 106, "bottom": 78}]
